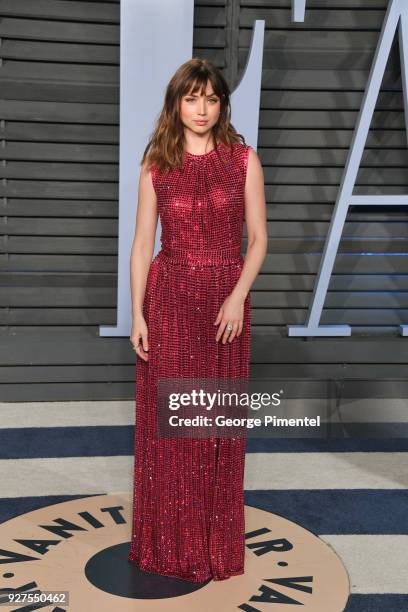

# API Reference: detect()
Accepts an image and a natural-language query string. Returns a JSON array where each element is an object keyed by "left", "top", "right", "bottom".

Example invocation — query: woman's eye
[{"left": 185, "top": 98, "right": 218, "bottom": 103}]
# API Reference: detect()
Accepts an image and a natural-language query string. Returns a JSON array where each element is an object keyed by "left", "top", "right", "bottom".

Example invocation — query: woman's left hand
[{"left": 214, "top": 292, "right": 245, "bottom": 343}]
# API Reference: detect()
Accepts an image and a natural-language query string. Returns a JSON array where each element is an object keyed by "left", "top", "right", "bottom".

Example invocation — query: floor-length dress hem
[{"left": 127, "top": 554, "right": 245, "bottom": 583}]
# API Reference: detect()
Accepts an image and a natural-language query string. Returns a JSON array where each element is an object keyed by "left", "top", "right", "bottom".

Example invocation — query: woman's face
[{"left": 179, "top": 80, "right": 221, "bottom": 137}]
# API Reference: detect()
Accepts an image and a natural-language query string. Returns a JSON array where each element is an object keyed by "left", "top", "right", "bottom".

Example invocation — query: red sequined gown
[{"left": 128, "top": 141, "right": 252, "bottom": 582}]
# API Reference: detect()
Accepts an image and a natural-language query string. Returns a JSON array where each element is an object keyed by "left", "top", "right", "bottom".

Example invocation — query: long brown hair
[{"left": 141, "top": 58, "right": 246, "bottom": 173}]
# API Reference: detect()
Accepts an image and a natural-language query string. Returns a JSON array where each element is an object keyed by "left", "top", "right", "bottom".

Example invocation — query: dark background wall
[{"left": 1, "top": 0, "right": 407, "bottom": 401}]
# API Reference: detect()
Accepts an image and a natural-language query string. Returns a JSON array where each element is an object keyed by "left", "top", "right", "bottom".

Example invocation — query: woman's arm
[
  {"left": 129, "top": 161, "right": 158, "bottom": 359},
  {"left": 232, "top": 147, "right": 268, "bottom": 301},
  {"left": 215, "top": 148, "right": 268, "bottom": 343}
]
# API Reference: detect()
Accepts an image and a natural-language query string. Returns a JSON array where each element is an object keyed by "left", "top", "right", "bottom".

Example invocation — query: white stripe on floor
[
  {"left": 0, "top": 456, "right": 133, "bottom": 497},
  {"left": 1, "top": 399, "right": 408, "bottom": 428},
  {"left": 321, "top": 535, "right": 408, "bottom": 594},
  {"left": 0, "top": 452, "right": 407, "bottom": 498},
  {"left": 245, "top": 452, "right": 408, "bottom": 490}
]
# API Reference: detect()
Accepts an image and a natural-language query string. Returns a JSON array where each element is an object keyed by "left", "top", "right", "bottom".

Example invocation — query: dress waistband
[{"left": 160, "top": 245, "right": 242, "bottom": 266}]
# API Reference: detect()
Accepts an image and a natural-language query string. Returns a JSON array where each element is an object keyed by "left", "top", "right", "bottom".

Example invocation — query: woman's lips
[{"left": 194, "top": 120, "right": 208, "bottom": 125}]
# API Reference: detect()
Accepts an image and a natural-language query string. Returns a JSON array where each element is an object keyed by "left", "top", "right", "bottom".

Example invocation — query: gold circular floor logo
[{"left": 0, "top": 493, "right": 349, "bottom": 611}]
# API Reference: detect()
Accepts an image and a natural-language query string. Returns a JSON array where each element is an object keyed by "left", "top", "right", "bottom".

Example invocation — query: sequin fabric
[{"left": 128, "top": 141, "right": 252, "bottom": 582}]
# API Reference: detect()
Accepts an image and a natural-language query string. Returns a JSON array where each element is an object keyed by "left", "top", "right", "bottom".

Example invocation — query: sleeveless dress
[{"left": 128, "top": 140, "right": 252, "bottom": 582}]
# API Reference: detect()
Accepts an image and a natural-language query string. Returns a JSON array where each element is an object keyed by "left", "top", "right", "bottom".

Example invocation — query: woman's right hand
[{"left": 131, "top": 314, "right": 149, "bottom": 361}]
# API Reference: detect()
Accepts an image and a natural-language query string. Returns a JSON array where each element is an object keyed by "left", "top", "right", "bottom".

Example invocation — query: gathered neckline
[{"left": 185, "top": 142, "right": 224, "bottom": 159}]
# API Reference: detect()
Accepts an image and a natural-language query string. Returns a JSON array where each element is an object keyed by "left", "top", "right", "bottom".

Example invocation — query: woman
[{"left": 128, "top": 58, "right": 267, "bottom": 582}]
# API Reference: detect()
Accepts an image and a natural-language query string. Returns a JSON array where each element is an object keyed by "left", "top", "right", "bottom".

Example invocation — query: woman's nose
[{"left": 199, "top": 99, "right": 207, "bottom": 114}]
